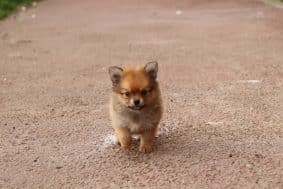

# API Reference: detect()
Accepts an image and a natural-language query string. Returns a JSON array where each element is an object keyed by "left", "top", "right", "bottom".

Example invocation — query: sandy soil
[{"left": 0, "top": 0, "right": 282, "bottom": 188}]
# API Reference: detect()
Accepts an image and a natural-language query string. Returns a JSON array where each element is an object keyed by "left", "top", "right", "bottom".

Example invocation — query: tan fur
[{"left": 109, "top": 63, "right": 163, "bottom": 153}]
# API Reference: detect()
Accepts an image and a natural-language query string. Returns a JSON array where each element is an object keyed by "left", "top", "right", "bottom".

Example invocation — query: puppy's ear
[
  {"left": 144, "top": 61, "right": 158, "bottom": 80},
  {"left": 109, "top": 66, "right": 123, "bottom": 84}
]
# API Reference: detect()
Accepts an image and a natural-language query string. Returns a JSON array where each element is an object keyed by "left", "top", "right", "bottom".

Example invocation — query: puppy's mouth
[{"left": 128, "top": 105, "right": 144, "bottom": 111}]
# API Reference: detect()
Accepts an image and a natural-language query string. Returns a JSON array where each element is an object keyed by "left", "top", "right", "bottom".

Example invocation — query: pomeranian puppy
[{"left": 108, "top": 61, "right": 163, "bottom": 153}]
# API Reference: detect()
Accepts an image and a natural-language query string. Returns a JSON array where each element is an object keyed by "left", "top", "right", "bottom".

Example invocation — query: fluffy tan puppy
[{"left": 108, "top": 62, "right": 163, "bottom": 153}]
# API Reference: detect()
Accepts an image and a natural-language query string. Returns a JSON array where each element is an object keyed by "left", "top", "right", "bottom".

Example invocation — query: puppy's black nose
[{"left": 134, "top": 99, "right": 140, "bottom": 106}]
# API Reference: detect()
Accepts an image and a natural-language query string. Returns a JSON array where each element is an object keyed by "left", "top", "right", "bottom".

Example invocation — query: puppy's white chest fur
[
  {"left": 110, "top": 95, "right": 161, "bottom": 134},
  {"left": 111, "top": 106, "right": 151, "bottom": 133}
]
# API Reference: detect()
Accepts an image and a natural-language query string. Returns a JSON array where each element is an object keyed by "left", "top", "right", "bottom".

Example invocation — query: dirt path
[{"left": 0, "top": 0, "right": 282, "bottom": 188}]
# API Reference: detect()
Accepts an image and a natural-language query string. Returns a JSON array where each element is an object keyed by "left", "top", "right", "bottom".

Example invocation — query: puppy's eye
[
  {"left": 141, "top": 90, "right": 148, "bottom": 96},
  {"left": 123, "top": 91, "right": 130, "bottom": 97}
]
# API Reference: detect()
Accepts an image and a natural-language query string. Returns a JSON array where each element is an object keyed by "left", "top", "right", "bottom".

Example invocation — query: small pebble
[
  {"left": 238, "top": 80, "right": 261, "bottom": 84},
  {"left": 207, "top": 121, "right": 224, "bottom": 126},
  {"left": 9, "top": 38, "right": 16, "bottom": 45},
  {"left": 176, "top": 10, "right": 182, "bottom": 15},
  {"left": 255, "top": 154, "right": 263, "bottom": 158},
  {"left": 246, "top": 164, "right": 252, "bottom": 169},
  {"left": 256, "top": 11, "right": 264, "bottom": 18},
  {"left": 32, "top": 2, "right": 37, "bottom": 7},
  {"left": 31, "top": 14, "right": 36, "bottom": 19},
  {"left": 21, "top": 6, "right": 26, "bottom": 12}
]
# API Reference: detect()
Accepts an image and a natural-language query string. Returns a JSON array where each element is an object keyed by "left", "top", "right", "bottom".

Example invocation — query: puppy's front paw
[
  {"left": 139, "top": 144, "right": 154, "bottom": 153},
  {"left": 117, "top": 138, "right": 131, "bottom": 149}
]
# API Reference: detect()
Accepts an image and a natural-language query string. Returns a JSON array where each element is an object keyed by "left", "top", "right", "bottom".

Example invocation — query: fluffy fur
[{"left": 108, "top": 62, "right": 163, "bottom": 153}]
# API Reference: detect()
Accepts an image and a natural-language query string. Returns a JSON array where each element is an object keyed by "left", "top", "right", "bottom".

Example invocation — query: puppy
[{"left": 108, "top": 62, "right": 163, "bottom": 153}]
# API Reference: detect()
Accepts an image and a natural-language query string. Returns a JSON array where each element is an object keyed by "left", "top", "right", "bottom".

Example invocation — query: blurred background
[{"left": 0, "top": 0, "right": 282, "bottom": 188}]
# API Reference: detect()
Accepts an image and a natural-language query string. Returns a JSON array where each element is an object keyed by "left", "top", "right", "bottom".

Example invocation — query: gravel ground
[{"left": 0, "top": 0, "right": 282, "bottom": 188}]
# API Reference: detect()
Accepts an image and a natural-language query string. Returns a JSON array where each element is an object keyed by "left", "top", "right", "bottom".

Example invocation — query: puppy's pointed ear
[
  {"left": 144, "top": 61, "right": 158, "bottom": 80},
  {"left": 109, "top": 66, "right": 123, "bottom": 84}
]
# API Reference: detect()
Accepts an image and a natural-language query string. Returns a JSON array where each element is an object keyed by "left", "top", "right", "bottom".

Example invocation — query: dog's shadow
[{"left": 106, "top": 123, "right": 238, "bottom": 164}]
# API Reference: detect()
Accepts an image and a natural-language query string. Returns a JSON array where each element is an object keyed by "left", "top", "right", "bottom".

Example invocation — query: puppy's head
[{"left": 109, "top": 61, "right": 159, "bottom": 111}]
